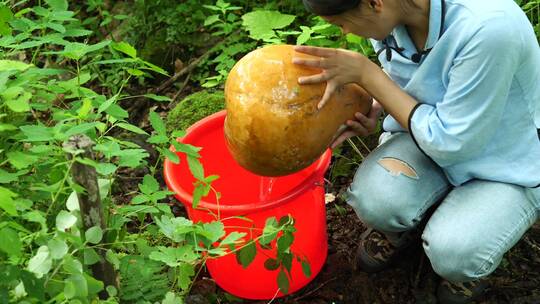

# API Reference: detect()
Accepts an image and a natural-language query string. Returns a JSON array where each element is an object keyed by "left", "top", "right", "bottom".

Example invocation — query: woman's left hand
[{"left": 292, "top": 45, "right": 369, "bottom": 109}]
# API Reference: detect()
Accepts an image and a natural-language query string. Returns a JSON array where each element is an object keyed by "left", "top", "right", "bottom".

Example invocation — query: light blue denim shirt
[{"left": 371, "top": 0, "right": 540, "bottom": 187}]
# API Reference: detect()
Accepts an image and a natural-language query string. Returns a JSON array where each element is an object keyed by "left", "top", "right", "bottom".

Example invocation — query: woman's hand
[
  {"left": 292, "top": 45, "right": 369, "bottom": 109},
  {"left": 331, "top": 99, "right": 383, "bottom": 149}
]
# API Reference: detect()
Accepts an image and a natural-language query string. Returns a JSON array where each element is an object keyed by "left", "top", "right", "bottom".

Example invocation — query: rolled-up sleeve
[{"left": 409, "top": 16, "right": 521, "bottom": 167}]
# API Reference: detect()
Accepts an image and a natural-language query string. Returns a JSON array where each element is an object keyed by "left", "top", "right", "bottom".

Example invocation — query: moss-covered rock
[{"left": 166, "top": 90, "right": 225, "bottom": 132}]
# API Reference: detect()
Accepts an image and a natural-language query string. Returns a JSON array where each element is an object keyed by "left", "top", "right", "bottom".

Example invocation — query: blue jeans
[{"left": 347, "top": 132, "right": 540, "bottom": 282}]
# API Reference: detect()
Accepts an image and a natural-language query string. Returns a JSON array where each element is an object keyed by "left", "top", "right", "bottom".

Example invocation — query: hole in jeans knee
[{"left": 377, "top": 157, "right": 418, "bottom": 179}]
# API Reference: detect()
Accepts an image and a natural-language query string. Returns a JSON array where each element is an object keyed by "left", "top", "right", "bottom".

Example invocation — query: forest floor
[{"left": 156, "top": 131, "right": 540, "bottom": 304}]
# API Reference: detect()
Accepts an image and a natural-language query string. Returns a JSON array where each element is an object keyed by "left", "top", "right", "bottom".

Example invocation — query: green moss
[{"left": 166, "top": 90, "right": 225, "bottom": 132}]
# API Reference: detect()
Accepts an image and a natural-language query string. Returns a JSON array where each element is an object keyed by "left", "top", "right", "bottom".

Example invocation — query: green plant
[
  {"left": 0, "top": 1, "right": 312, "bottom": 302},
  {"left": 166, "top": 91, "right": 225, "bottom": 132},
  {"left": 517, "top": 0, "right": 540, "bottom": 40}
]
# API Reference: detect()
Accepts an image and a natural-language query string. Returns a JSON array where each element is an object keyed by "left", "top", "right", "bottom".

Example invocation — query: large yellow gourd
[{"left": 224, "top": 45, "right": 372, "bottom": 176}]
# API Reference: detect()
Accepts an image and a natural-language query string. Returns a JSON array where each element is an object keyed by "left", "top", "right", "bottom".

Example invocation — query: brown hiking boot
[
  {"left": 437, "top": 279, "right": 488, "bottom": 304},
  {"left": 354, "top": 228, "right": 416, "bottom": 273}
]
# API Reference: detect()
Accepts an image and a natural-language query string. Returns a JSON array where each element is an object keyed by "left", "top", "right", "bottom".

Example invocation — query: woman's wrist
[
  {"left": 353, "top": 56, "right": 417, "bottom": 129},
  {"left": 354, "top": 54, "right": 379, "bottom": 87}
]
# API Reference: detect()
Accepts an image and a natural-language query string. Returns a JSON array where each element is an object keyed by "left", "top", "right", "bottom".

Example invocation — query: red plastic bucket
[{"left": 163, "top": 110, "right": 331, "bottom": 299}]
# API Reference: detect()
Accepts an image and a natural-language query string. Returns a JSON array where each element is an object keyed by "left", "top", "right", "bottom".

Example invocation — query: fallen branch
[
  {"left": 154, "top": 30, "right": 241, "bottom": 94},
  {"left": 63, "top": 135, "right": 118, "bottom": 298}
]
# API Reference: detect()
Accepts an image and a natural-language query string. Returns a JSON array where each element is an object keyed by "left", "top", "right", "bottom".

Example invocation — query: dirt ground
[
  {"left": 184, "top": 191, "right": 540, "bottom": 304},
  {"left": 179, "top": 142, "right": 540, "bottom": 304}
]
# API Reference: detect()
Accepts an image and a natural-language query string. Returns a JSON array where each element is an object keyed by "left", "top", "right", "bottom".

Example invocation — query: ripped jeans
[{"left": 346, "top": 132, "right": 540, "bottom": 282}]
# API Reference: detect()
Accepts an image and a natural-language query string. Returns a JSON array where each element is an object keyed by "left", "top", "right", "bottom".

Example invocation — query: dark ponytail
[{"left": 302, "top": 0, "right": 361, "bottom": 16}]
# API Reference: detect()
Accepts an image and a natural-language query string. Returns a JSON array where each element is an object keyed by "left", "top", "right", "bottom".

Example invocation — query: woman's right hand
[{"left": 330, "top": 99, "right": 383, "bottom": 149}]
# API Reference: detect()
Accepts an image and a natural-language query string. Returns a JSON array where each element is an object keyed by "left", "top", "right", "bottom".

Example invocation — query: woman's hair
[{"left": 302, "top": 0, "right": 361, "bottom": 16}]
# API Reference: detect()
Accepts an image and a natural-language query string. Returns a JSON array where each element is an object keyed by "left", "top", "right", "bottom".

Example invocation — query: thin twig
[
  {"left": 293, "top": 277, "right": 338, "bottom": 301},
  {"left": 169, "top": 71, "right": 192, "bottom": 109},
  {"left": 413, "top": 253, "right": 425, "bottom": 288},
  {"left": 524, "top": 236, "right": 540, "bottom": 253},
  {"left": 266, "top": 288, "right": 281, "bottom": 304}
]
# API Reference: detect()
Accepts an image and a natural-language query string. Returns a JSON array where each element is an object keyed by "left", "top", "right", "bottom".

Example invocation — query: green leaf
[
  {"left": 20, "top": 125, "right": 55, "bottom": 142},
  {"left": 242, "top": 11, "right": 296, "bottom": 40},
  {"left": 112, "top": 41, "right": 137, "bottom": 58},
  {"left": 277, "top": 232, "right": 294, "bottom": 253},
  {"left": 55, "top": 41, "right": 111, "bottom": 60},
  {"left": 131, "top": 194, "right": 148, "bottom": 204},
  {"left": 204, "top": 14, "right": 220, "bottom": 26},
  {"left": 47, "top": 22, "right": 66, "bottom": 33},
  {"left": 236, "top": 241, "right": 256, "bottom": 269},
  {"left": 264, "top": 258, "right": 280, "bottom": 271},
  {"left": 141, "top": 60, "right": 169, "bottom": 76},
  {"left": 221, "top": 231, "right": 246, "bottom": 246},
  {"left": 95, "top": 163, "right": 117, "bottom": 175},
  {"left": 172, "top": 142, "right": 201, "bottom": 157},
  {"left": 0, "top": 227, "right": 22, "bottom": 257},
  {"left": 0, "top": 60, "right": 30, "bottom": 71},
  {"left": 2, "top": 86, "right": 32, "bottom": 112},
  {"left": 201, "top": 221, "right": 225, "bottom": 243},
  {"left": 63, "top": 122, "right": 98, "bottom": 138},
  {"left": 22, "top": 211, "right": 47, "bottom": 232},
  {"left": 260, "top": 217, "right": 279, "bottom": 245},
  {"left": 144, "top": 94, "right": 172, "bottom": 102},
  {"left": 192, "top": 183, "right": 210, "bottom": 209},
  {"left": 0, "top": 169, "right": 19, "bottom": 184},
  {"left": 277, "top": 269, "right": 290, "bottom": 294},
  {"left": 85, "top": 226, "right": 103, "bottom": 244},
  {"left": 0, "top": 5, "right": 13, "bottom": 35},
  {"left": 84, "top": 273, "right": 104, "bottom": 297},
  {"left": 64, "top": 28, "right": 92, "bottom": 37},
  {"left": 139, "top": 175, "right": 159, "bottom": 195},
  {"left": 116, "top": 122, "right": 148, "bottom": 135},
  {"left": 106, "top": 285, "right": 117, "bottom": 297},
  {"left": 158, "top": 147, "right": 180, "bottom": 164},
  {"left": 66, "top": 191, "right": 79, "bottom": 211},
  {"left": 77, "top": 98, "right": 93, "bottom": 119},
  {"left": 178, "top": 263, "right": 195, "bottom": 291},
  {"left": 47, "top": 238, "right": 68, "bottom": 259},
  {"left": 127, "top": 68, "right": 145, "bottom": 76},
  {"left": 63, "top": 256, "right": 83, "bottom": 274},
  {"left": 56, "top": 210, "right": 77, "bottom": 231},
  {"left": 83, "top": 248, "right": 101, "bottom": 265},
  {"left": 149, "top": 135, "right": 169, "bottom": 144},
  {"left": 296, "top": 26, "right": 314, "bottom": 45},
  {"left": 204, "top": 175, "right": 220, "bottom": 183},
  {"left": 64, "top": 274, "right": 88, "bottom": 299},
  {"left": 97, "top": 95, "right": 117, "bottom": 113},
  {"left": 0, "top": 186, "right": 18, "bottom": 216},
  {"left": 149, "top": 111, "right": 167, "bottom": 135},
  {"left": 104, "top": 103, "right": 129, "bottom": 119},
  {"left": 162, "top": 291, "right": 184, "bottom": 304},
  {"left": 27, "top": 246, "right": 52, "bottom": 278},
  {"left": 20, "top": 270, "right": 45, "bottom": 301},
  {"left": 280, "top": 252, "right": 293, "bottom": 273},
  {"left": 0, "top": 123, "right": 17, "bottom": 131},
  {"left": 301, "top": 259, "right": 312, "bottom": 277},
  {"left": 46, "top": 0, "right": 68, "bottom": 11},
  {"left": 7, "top": 151, "right": 39, "bottom": 169},
  {"left": 149, "top": 246, "right": 198, "bottom": 267},
  {"left": 187, "top": 155, "right": 204, "bottom": 180}
]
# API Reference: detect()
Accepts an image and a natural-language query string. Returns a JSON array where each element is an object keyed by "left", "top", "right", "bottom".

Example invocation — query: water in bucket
[
  {"left": 259, "top": 177, "right": 276, "bottom": 202},
  {"left": 163, "top": 111, "right": 331, "bottom": 299}
]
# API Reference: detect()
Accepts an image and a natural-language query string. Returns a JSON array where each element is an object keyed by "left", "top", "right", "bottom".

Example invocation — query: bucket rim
[{"left": 163, "top": 110, "right": 332, "bottom": 214}]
